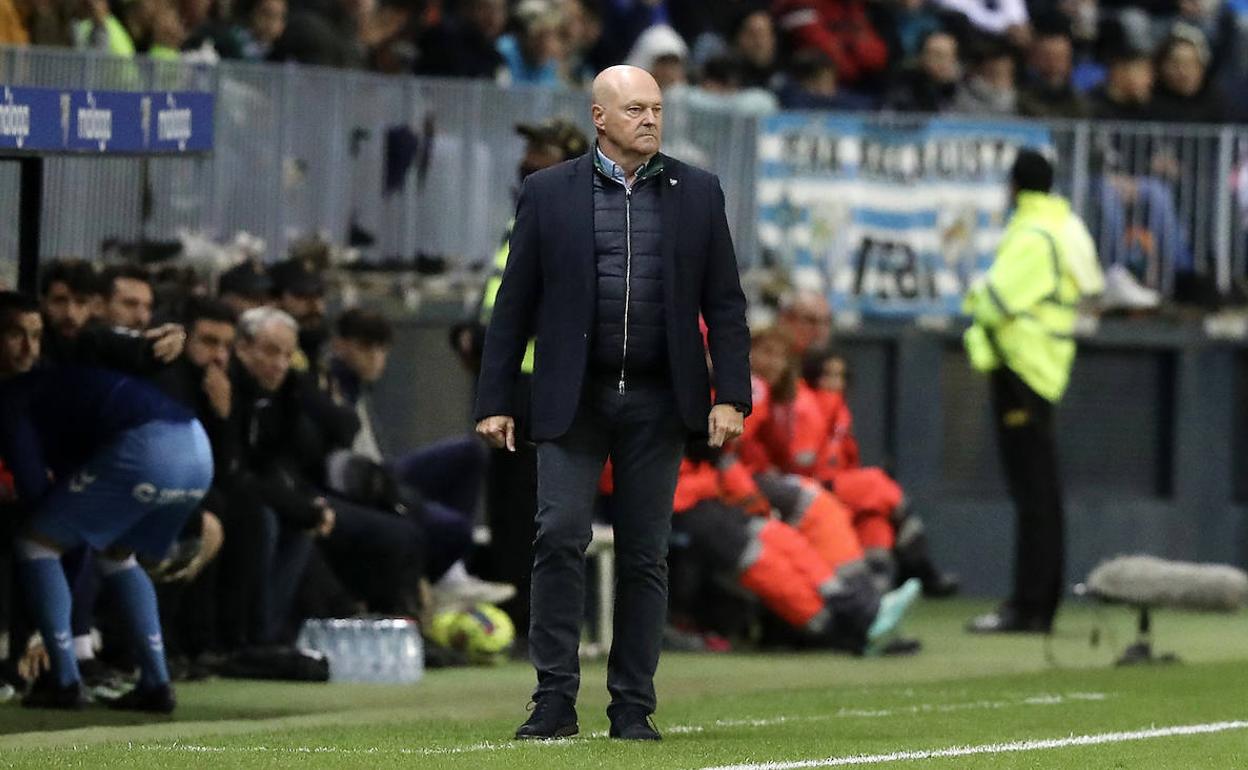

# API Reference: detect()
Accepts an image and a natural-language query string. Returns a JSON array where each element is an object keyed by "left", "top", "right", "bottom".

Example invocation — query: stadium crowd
[{"left": 0, "top": 0, "right": 1245, "bottom": 122}]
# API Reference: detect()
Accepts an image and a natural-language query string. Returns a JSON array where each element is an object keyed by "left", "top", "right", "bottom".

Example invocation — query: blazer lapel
[
  {"left": 567, "top": 154, "right": 595, "bottom": 297},
  {"left": 659, "top": 155, "right": 682, "bottom": 306}
]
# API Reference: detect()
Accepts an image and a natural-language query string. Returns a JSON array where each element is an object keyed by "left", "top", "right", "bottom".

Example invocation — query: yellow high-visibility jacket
[{"left": 963, "top": 191, "right": 1103, "bottom": 403}]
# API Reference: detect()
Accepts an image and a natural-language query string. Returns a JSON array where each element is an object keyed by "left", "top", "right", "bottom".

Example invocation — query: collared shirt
[{"left": 594, "top": 143, "right": 664, "bottom": 191}]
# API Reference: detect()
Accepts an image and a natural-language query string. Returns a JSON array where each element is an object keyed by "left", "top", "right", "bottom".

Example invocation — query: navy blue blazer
[{"left": 473, "top": 151, "right": 752, "bottom": 441}]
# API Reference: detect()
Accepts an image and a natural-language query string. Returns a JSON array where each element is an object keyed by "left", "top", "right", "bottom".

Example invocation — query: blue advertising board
[
  {"left": 756, "top": 114, "right": 1050, "bottom": 318},
  {"left": 0, "top": 85, "right": 213, "bottom": 155}
]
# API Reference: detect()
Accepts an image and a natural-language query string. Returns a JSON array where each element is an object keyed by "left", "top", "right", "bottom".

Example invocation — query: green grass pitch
[{"left": 1, "top": 599, "right": 1245, "bottom": 768}]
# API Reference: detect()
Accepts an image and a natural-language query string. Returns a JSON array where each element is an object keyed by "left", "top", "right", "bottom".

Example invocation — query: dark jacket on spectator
[
  {"left": 41, "top": 322, "right": 164, "bottom": 375},
  {"left": 777, "top": 80, "right": 877, "bottom": 110},
  {"left": 1018, "top": 82, "right": 1091, "bottom": 118},
  {"left": 226, "top": 361, "right": 358, "bottom": 529},
  {"left": 884, "top": 68, "right": 957, "bottom": 112},
  {"left": 271, "top": 4, "right": 365, "bottom": 68},
  {"left": 415, "top": 18, "right": 503, "bottom": 79},
  {"left": 1152, "top": 84, "right": 1224, "bottom": 124},
  {"left": 1088, "top": 88, "right": 1160, "bottom": 121}
]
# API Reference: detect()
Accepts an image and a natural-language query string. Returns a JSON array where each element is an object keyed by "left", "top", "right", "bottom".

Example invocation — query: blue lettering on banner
[
  {"left": 0, "top": 84, "right": 213, "bottom": 155},
  {"left": 756, "top": 114, "right": 1050, "bottom": 318}
]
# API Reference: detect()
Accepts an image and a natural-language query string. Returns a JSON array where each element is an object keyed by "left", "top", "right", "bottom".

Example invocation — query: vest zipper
[{"left": 619, "top": 186, "right": 633, "bottom": 395}]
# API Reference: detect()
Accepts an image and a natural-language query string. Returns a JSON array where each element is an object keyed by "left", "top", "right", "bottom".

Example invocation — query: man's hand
[
  {"left": 315, "top": 504, "right": 336, "bottom": 538},
  {"left": 476, "top": 415, "right": 516, "bottom": 451},
  {"left": 145, "top": 323, "right": 186, "bottom": 363},
  {"left": 708, "top": 404, "right": 744, "bottom": 448},
  {"left": 202, "top": 364, "right": 232, "bottom": 418}
]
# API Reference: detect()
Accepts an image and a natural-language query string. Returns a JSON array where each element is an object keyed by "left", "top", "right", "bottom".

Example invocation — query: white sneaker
[
  {"left": 432, "top": 575, "right": 516, "bottom": 611},
  {"left": 1101, "top": 264, "right": 1161, "bottom": 311}
]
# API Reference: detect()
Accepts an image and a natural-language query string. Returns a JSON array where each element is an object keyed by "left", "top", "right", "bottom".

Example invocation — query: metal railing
[{"left": 2, "top": 44, "right": 1245, "bottom": 298}]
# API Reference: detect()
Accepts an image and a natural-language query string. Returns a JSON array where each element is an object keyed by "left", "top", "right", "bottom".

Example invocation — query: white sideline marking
[
  {"left": 699, "top": 720, "right": 1248, "bottom": 770},
  {"left": 120, "top": 691, "right": 1106, "bottom": 758}
]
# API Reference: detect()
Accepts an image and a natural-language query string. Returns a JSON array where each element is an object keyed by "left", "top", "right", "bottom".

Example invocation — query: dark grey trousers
[{"left": 529, "top": 378, "right": 686, "bottom": 716}]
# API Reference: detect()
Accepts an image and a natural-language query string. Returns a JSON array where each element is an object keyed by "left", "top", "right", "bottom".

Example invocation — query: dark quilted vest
[{"left": 590, "top": 166, "right": 668, "bottom": 387}]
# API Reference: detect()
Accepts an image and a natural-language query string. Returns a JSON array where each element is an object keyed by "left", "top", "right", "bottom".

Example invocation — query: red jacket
[{"left": 773, "top": 0, "right": 889, "bottom": 85}]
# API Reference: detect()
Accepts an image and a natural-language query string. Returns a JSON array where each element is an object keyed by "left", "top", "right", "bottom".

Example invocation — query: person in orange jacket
[
  {"left": 665, "top": 439, "right": 921, "bottom": 655},
  {"left": 802, "top": 347, "right": 959, "bottom": 597},
  {"left": 743, "top": 327, "right": 901, "bottom": 591}
]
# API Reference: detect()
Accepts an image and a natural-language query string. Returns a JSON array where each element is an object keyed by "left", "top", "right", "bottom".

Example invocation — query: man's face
[
  {"left": 593, "top": 71, "right": 663, "bottom": 158},
  {"left": 0, "top": 311, "right": 42, "bottom": 377},
  {"left": 470, "top": 0, "right": 506, "bottom": 40},
  {"left": 818, "top": 357, "right": 847, "bottom": 394},
  {"left": 1160, "top": 41, "right": 1204, "bottom": 97},
  {"left": 780, "top": 295, "right": 832, "bottom": 354},
  {"left": 106, "top": 277, "right": 154, "bottom": 331},
  {"left": 736, "top": 11, "right": 776, "bottom": 69},
  {"left": 980, "top": 55, "right": 1016, "bottom": 92},
  {"left": 251, "top": 0, "right": 286, "bottom": 43},
  {"left": 921, "top": 34, "right": 960, "bottom": 84},
  {"left": 236, "top": 321, "right": 297, "bottom": 392},
  {"left": 42, "top": 281, "right": 93, "bottom": 339},
  {"left": 334, "top": 337, "right": 390, "bottom": 383},
  {"left": 277, "top": 291, "right": 325, "bottom": 331},
  {"left": 186, "top": 318, "right": 236, "bottom": 370},
  {"left": 1110, "top": 58, "right": 1154, "bottom": 103},
  {"left": 1030, "top": 35, "right": 1072, "bottom": 87}
]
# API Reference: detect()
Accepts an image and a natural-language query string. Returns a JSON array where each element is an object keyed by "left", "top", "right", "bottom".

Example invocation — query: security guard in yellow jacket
[{"left": 963, "top": 149, "right": 1104, "bottom": 635}]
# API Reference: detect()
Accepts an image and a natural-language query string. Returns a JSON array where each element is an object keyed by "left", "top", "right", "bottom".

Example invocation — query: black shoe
[
  {"left": 921, "top": 571, "right": 960, "bottom": 598},
  {"left": 608, "top": 706, "right": 662, "bottom": 741},
  {"left": 515, "top": 695, "right": 578, "bottom": 740},
  {"left": 966, "top": 607, "right": 1051, "bottom": 635},
  {"left": 103, "top": 683, "right": 177, "bottom": 714},
  {"left": 21, "top": 676, "right": 91, "bottom": 710}
]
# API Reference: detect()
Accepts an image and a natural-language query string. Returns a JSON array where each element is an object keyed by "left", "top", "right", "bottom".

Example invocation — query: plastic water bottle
[{"left": 296, "top": 618, "right": 424, "bottom": 684}]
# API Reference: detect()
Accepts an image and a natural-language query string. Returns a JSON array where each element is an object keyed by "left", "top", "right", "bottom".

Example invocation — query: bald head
[{"left": 591, "top": 65, "right": 663, "bottom": 176}]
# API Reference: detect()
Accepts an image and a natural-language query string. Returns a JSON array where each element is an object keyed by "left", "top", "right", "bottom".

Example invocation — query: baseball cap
[
  {"left": 515, "top": 118, "right": 590, "bottom": 161},
  {"left": 218, "top": 261, "right": 272, "bottom": 299},
  {"left": 268, "top": 259, "right": 325, "bottom": 297}
]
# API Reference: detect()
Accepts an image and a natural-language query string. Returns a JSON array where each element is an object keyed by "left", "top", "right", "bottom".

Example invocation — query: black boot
[
  {"left": 21, "top": 675, "right": 91, "bottom": 710},
  {"left": 894, "top": 516, "right": 960, "bottom": 598},
  {"left": 608, "top": 705, "right": 661, "bottom": 741},
  {"left": 515, "top": 695, "right": 578, "bottom": 740},
  {"left": 103, "top": 683, "right": 177, "bottom": 714}
]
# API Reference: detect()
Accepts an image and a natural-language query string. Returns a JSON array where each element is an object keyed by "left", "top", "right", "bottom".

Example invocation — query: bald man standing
[{"left": 475, "top": 66, "right": 751, "bottom": 741}]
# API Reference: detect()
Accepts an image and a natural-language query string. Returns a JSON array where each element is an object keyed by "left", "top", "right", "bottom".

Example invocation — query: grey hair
[{"left": 237, "top": 306, "right": 298, "bottom": 342}]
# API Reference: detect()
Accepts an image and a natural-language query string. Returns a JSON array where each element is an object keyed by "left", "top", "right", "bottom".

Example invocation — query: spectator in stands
[
  {"left": 626, "top": 23, "right": 689, "bottom": 89},
  {"left": 731, "top": 9, "right": 779, "bottom": 89},
  {"left": 674, "top": 55, "right": 778, "bottom": 114},
  {"left": 217, "top": 261, "right": 273, "bottom": 316},
  {"left": 497, "top": 0, "right": 566, "bottom": 87},
  {"left": 593, "top": 0, "right": 671, "bottom": 68},
  {"left": 778, "top": 289, "right": 833, "bottom": 357},
  {"left": 560, "top": 0, "right": 605, "bottom": 84},
  {"left": 23, "top": 0, "right": 74, "bottom": 46},
  {"left": 40, "top": 260, "right": 184, "bottom": 371},
  {"left": 324, "top": 309, "right": 510, "bottom": 608},
  {"left": 72, "top": 0, "right": 136, "bottom": 57},
  {"left": 885, "top": 30, "right": 960, "bottom": 112},
  {"left": 953, "top": 38, "right": 1018, "bottom": 115},
  {"left": 877, "top": 0, "right": 944, "bottom": 64},
  {"left": 776, "top": 51, "right": 877, "bottom": 110},
  {"left": 773, "top": 0, "right": 891, "bottom": 90},
  {"left": 148, "top": 5, "right": 187, "bottom": 60},
  {"left": 1089, "top": 42, "right": 1157, "bottom": 120},
  {"left": 666, "top": 0, "right": 764, "bottom": 66},
  {"left": 271, "top": 0, "right": 367, "bottom": 67},
  {"left": 1152, "top": 24, "right": 1223, "bottom": 123},
  {"left": 415, "top": 0, "right": 507, "bottom": 79},
  {"left": 267, "top": 258, "right": 328, "bottom": 375},
  {"left": 1018, "top": 18, "right": 1090, "bottom": 118},
  {"left": 0, "top": 0, "right": 28, "bottom": 45},
  {"left": 239, "top": 0, "right": 288, "bottom": 59},
  {"left": 0, "top": 292, "right": 212, "bottom": 712},
  {"left": 102, "top": 265, "right": 155, "bottom": 332}
]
